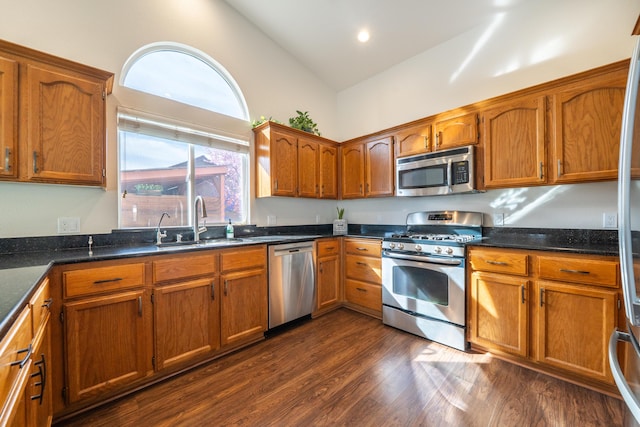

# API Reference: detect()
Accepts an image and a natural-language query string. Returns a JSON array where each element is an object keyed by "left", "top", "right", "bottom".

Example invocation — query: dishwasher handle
[{"left": 272, "top": 244, "right": 314, "bottom": 256}]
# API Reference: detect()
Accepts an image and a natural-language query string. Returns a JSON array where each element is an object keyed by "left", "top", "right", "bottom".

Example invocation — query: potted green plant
[
  {"left": 334, "top": 206, "right": 347, "bottom": 235},
  {"left": 289, "top": 110, "right": 321, "bottom": 136}
]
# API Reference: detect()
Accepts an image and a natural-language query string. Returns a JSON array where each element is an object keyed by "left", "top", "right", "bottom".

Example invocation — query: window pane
[
  {"left": 123, "top": 50, "right": 246, "bottom": 120},
  {"left": 194, "top": 145, "right": 247, "bottom": 224},
  {"left": 120, "top": 131, "right": 190, "bottom": 228}
]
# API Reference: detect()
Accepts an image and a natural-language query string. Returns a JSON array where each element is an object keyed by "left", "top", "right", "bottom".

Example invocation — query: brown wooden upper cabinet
[
  {"left": 482, "top": 60, "right": 630, "bottom": 189},
  {"left": 550, "top": 65, "right": 628, "bottom": 183},
  {"left": 340, "top": 136, "right": 394, "bottom": 199},
  {"left": 0, "top": 39, "right": 113, "bottom": 187},
  {"left": 394, "top": 120, "right": 432, "bottom": 158},
  {"left": 254, "top": 121, "right": 338, "bottom": 199},
  {"left": 482, "top": 95, "right": 547, "bottom": 188},
  {"left": 433, "top": 112, "right": 479, "bottom": 150}
]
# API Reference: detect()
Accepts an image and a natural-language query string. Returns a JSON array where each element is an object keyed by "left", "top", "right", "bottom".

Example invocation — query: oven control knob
[
  {"left": 398, "top": 243, "right": 405, "bottom": 250},
  {"left": 415, "top": 245, "right": 422, "bottom": 252},
  {"left": 389, "top": 242, "right": 396, "bottom": 249},
  {"left": 434, "top": 247, "right": 442, "bottom": 254},
  {"left": 446, "top": 247, "right": 453, "bottom": 255}
]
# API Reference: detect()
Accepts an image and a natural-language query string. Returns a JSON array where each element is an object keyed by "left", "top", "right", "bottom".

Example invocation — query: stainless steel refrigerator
[{"left": 611, "top": 33, "right": 640, "bottom": 426}]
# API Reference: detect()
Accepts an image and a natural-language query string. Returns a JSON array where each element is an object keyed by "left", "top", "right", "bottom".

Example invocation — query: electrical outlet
[
  {"left": 493, "top": 213, "right": 504, "bottom": 227},
  {"left": 57, "top": 217, "right": 80, "bottom": 233},
  {"left": 603, "top": 212, "right": 617, "bottom": 228},
  {"left": 267, "top": 215, "right": 277, "bottom": 226}
]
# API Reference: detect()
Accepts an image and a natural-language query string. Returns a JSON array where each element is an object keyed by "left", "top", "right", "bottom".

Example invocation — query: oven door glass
[
  {"left": 382, "top": 256, "right": 465, "bottom": 326},
  {"left": 392, "top": 264, "right": 448, "bottom": 306}
]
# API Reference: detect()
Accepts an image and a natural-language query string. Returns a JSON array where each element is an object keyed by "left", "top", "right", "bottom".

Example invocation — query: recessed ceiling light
[{"left": 357, "top": 30, "right": 370, "bottom": 43}]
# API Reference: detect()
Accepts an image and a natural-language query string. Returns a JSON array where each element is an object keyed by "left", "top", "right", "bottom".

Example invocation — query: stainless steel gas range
[{"left": 381, "top": 211, "right": 483, "bottom": 351}]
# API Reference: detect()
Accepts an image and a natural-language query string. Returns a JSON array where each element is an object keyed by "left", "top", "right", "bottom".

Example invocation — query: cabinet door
[
  {"left": 153, "top": 278, "right": 220, "bottom": 371},
  {"left": 64, "top": 290, "right": 150, "bottom": 403},
  {"left": 220, "top": 269, "right": 267, "bottom": 347},
  {"left": 534, "top": 280, "right": 616, "bottom": 383},
  {"left": 297, "top": 137, "right": 319, "bottom": 198},
  {"left": 395, "top": 122, "right": 431, "bottom": 157},
  {"left": 21, "top": 62, "right": 105, "bottom": 186},
  {"left": 340, "top": 143, "right": 365, "bottom": 199},
  {"left": 319, "top": 143, "right": 338, "bottom": 199},
  {"left": 434, "top": 113, "right": 478, "bottom": 150},
  {"left": 469, "top": 272, "right": 529, "bottom": 357},
  {"left": 365, "top": 136, "right": 394, "bottom": 197},
  {"left": 317, "top": 254, "right": 340, "bottom": 312},
  {"left": 483, "top": 96, "right": 547, "bottom": 188},
  {"left": 0, "top": 55, "right": 18, "bottom": 178},
  {"left": 551, "top": 69, "right": 627, "bottom": 183},
  {"left": 270, "top": 129, "right": 298, "bottom": 196}
]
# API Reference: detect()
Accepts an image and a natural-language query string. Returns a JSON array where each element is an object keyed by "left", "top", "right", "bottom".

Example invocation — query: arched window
[
  {"left": 122, "top": 42, "right": 249, "bottom": 120},
  {"left": 118, "top": 43, "right": 250, "bottom": 230}
]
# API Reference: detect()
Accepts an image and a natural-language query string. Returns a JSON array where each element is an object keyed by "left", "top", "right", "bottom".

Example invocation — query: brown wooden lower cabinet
[
  {"left": 48, "top": 245, "right": 268, "bottom": 421},
  {"left": 468, "top": 246, "right": 621, "bottom": 392},
  {"left": 63, "top": 289, "right": 152, "bottom": 403},
  {"left": 0, "top": 278, "right": 53, "bottom": 427},
  {"left": 343, "top": 237, "right": 382, "bottom": 318},
  {"left": 315, "top": 238, "right": 341, "bottom": 315}
]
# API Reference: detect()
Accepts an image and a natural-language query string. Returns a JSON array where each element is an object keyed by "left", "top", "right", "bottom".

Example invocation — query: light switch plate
[
  {"left": 603, "top": 212, "right": 617, "bottom": 228},
  {"left": 58, "top": 217, "right": 80, "bottom": 233}
]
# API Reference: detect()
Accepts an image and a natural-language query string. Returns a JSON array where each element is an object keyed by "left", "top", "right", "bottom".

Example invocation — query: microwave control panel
[{"left": 452, "top": 161, "right": 470, "bottom": 184}]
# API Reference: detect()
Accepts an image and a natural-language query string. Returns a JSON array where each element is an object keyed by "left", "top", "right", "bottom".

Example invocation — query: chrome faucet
[
  {"left": 156, "top": 212, "right": 170, "bottom": 245},
  {"left": 193, "top": 195, "right": 208, "bottom": 242}
]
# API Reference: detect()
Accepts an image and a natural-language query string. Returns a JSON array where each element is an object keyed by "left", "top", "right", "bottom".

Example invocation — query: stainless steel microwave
[{"left": 395, "top": 145, "right": 476, "bottom": 197}]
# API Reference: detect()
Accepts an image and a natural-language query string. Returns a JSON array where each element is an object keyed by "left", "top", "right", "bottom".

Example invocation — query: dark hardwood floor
[{"left": 57, "top": 309, "right": 624, "bottom": 427}]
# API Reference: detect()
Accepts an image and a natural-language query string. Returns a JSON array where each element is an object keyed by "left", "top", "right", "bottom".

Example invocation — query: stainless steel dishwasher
[{"left": 268, "top": 241, "right": 316, "bottom": 329}]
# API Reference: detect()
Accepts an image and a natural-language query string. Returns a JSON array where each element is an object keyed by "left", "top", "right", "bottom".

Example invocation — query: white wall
[
  {"left": 332, "top": 0, "right": 640, "bottom": 230},
  {"left": 0, "top": 0, "right": 638, "bottom": 237},
  {"left": 0, "top": 0, "right": 338, "bottom": 237}
]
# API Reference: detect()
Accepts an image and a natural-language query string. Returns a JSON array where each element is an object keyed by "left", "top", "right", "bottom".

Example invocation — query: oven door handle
[{"left": 383, "top": 251, "right": 463, "bottom": 266}]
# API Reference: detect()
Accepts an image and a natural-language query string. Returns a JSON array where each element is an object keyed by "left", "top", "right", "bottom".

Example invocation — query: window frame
[{"left": 117, "top": 43, "right": 252, "bottom": 230}]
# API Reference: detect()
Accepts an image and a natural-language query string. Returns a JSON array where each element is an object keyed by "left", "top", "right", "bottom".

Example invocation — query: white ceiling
[{"left": 223, "top": 0, "right": 528, "bottom": 91}]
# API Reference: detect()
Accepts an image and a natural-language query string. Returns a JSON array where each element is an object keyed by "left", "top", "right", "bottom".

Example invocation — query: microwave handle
[{"left": 447, "top": 159, "right": 452, "bottom": 193}]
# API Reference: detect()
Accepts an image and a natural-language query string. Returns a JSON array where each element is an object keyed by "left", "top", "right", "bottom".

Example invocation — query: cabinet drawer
[
  {"left": 317, "top": 239, "right": 340, "bottom": 257},
  {"left": 469, "top": 248, "right": 529, "bottom": 276},
  {"left": 537, "top": 255, "right": 619, "bottom": 288},
  {"left": 63, "top": 263, "right": 145, "bottom": 298},
  {"left": 153, "top": 252, "right": 217, "bottom": 283},
  {"left": 344, "top": 238, "right": 381, "bottom": 257},
  {"left": 220, "top": 246, "right": 267, "bottom": 272},
  {"left": 345, "top": 254, "right": 381, "bottom": 284},
  {"left": 29, "top": 277, "right": 51, "bottom": 334},
  {"left": 345, "top": 279, "right": 381, "bottom": 312},
  {"left": 0, "top": 306, "right": 32, "bottom": 411}
]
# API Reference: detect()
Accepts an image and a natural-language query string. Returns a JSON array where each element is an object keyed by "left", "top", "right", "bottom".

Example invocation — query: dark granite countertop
[
  {"left": 471, "top": 228, "right": 619, "bottom": 256},
  {"left": 0, "top": 233, "right": 324, "bottom": 340},
  {"left": 0, "top": 225, "right": 621, "bottom": 341}
]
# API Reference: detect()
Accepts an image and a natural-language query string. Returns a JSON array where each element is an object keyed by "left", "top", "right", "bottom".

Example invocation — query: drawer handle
[
  {"left": 224, "top": 280, "right": 228, "bottom": 296},
  {"left": 138, "top": 296, "right": 143, "bottom": 316},
  {"left": 356, "top": 247, "right": 368, "bottom": 251},
  {"left": 325, "top": 246, "right": 335, "bottom": 250},
  {"left": 93, "top": 277, "right": 123, "bottom": 285},
  {"left": 356, "top": 287, "right": 367, "bottom": 292},
  {"left": 211, "top": 282, "right": 215, "bottom": 300},
  {"left": 11, "top": 343, "right": 32, "bottom": 369},
  {"left": 30, "top": 353, "right": 46, "bottom": 405},
  {"left": 540, "top": 288, "right": 545, "bottom": 307},
  {"left": 42, "top": 298, "right": 53, "bottom": 309},
  {"left": 559, "top": 268, "right": 590, "bottom": 275},
  {"left": 4, "top": 147, "right": 10, "bottom": 171},
  {"left": 485, "top": 260, "right": 508, "bottom": 266},
  {"left": 356, "top": 261, "right": 368, "bottom": 266},
  {"left": 521, "top": 285, "right": 525, "bottom": 304}
]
